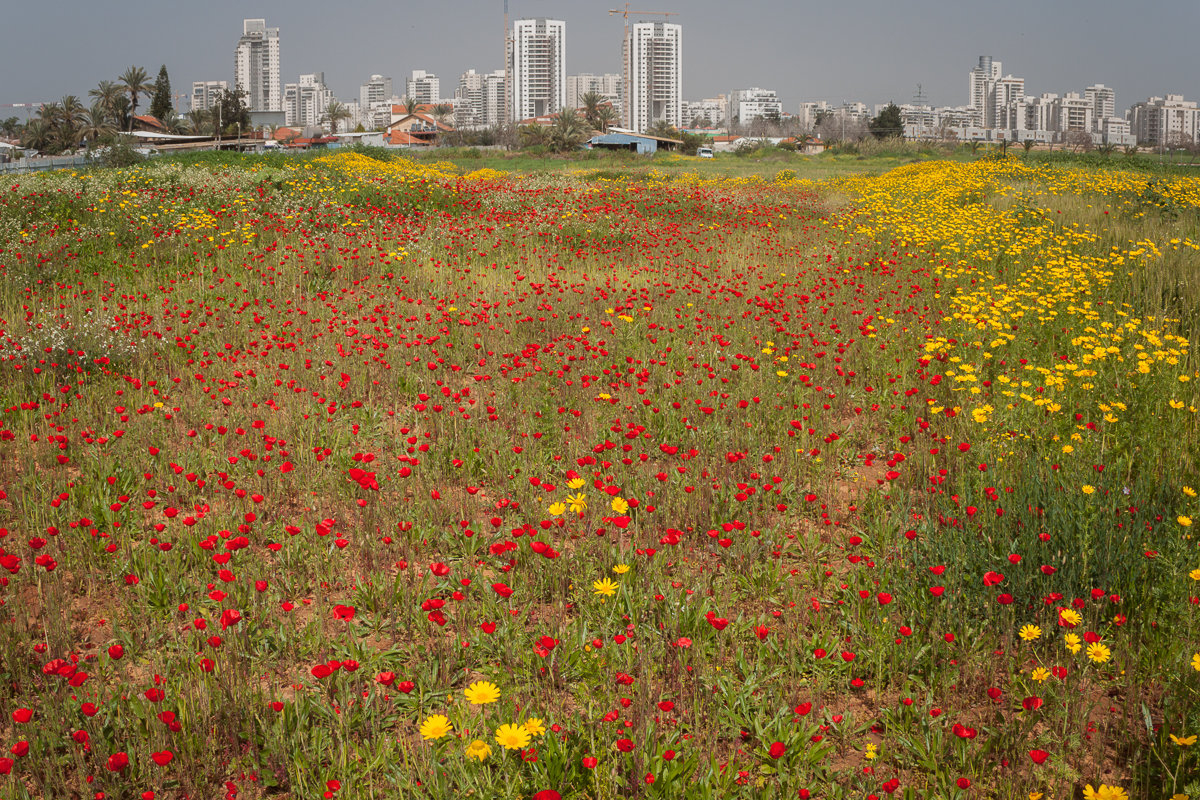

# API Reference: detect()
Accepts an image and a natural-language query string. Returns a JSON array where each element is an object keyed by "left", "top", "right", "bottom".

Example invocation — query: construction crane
[
  {"left": 608, "top": 4, "right": 677, "bottom": 129},
  {"left": 1, "top": 103, "right": 52, "bottom": 121},
  {"left": 502, "top": 0, "right": 509, "bottom": 127}
]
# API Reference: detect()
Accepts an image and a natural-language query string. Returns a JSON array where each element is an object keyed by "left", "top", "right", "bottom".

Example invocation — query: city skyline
[{"left": 1, "top": 0, "right": 1196, "bottom": 118}]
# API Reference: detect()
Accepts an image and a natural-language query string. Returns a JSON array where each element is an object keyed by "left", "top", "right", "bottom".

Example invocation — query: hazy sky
[{"left": 2, "top": 0, "right": 1196, "bottom": 115}]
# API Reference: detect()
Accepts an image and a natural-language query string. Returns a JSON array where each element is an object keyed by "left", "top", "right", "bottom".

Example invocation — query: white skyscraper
[
  {"left": 284, "top": 73, "right": 334, "bottom": 128},
  {"left": 360, "top": 75, "right": 393, "bottom": 112},
  {"left": 993, "top": 75, "right": 1025, "bottom": 130},
  {"left": 482, "top": 70, "right": 507, "bottom": 127},
  {"left": 406, "top": 71, "right": 441, "bottom": 105},
  {"left": 235, "top": 19, "right": 281, "bottom": 112},
  {"left": 509, "top": 18, "right": 566, "bottom": 121},
  {"left": 457, "top": 69, "right": 507, "bottom": 128},
  {"left": 1085, "top": 84, "right": 1115, "bottom": 131},
  {"left": 626, "top": 21, "right": 682, "bottom": 133},
  {"left": 967, "top": 56, "right": 1001, "bottom": 127},
  {"left": 360, "top": 74, "right": 395, "bottom": 130}
]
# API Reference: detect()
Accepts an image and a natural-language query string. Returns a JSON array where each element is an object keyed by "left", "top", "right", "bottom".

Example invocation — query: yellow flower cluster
[{"left": 827, "top": 159, "right": 1194, "bottom": 443}]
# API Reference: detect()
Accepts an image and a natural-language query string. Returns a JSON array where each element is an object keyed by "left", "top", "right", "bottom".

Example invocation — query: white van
[{"left": 696, "top": 147, "right": 714, "bottom": 158}]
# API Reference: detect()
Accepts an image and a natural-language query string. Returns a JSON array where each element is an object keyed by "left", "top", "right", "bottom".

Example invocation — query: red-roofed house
[
  {"left": 132, "top": 115, "right": 167, "bottom": 133},
  {"left": 384, "top": 113, "right": 452, "bottom": 145},
  {"left": 386, "top": 130, "right": 431, "bottom": 147},
  {"left": 389, "top": 102, "right": 438, "bottom": 121}
]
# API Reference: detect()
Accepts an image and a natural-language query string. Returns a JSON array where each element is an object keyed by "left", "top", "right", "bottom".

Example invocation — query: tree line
[{"left": 4, "top": 65, "right": 264, "bottom": 156}]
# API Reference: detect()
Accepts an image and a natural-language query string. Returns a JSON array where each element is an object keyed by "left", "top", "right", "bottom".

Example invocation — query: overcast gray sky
[{"left": 1, "top": 0, "right": 1196, "bottom": 115}]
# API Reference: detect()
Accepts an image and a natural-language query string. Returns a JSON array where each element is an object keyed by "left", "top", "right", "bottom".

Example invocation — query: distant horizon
[{"left": 2, "top": 1, "right": 1197, "bottom": 117}]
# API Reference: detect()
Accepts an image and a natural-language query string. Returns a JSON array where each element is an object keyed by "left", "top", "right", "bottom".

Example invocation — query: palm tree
[
  {"left": 321, "top": 100, "right": 352, "bottom": 134},
  {"left": 579, "top": 91, "right": 604, "bottom": 130},
  {"left": 32, "top": 103, "right": 66, "bottom": 152},
  {"left": 89, "top": 80, "right": 124, "bottom": 123},
  {"left": 519, "top": 123, "right": 551, "bottom": 149},
  {"left": 400, "top": 95, "right": 421, "bottom": 116},
  {"left": 160, "top": 112, "right": 189, "bottom": 134},
  {"left": 430, "top": 103, "right": 453, "bottom": 128},
  {"left": 646, "top": 119, "right": 679, "bottom": 140},
  {"left": 428, "top": 103, "right": 455, "bottom": 145},
  {"left": 55, "top": 95, "right": 88, "bottom": 147},
  {"left": 550, "top": 108, "right": 589, "bottom": 152},
  {"left": 594, "top": 105, "right": 619, "bottom": 134},
  {"left": 35, "top": 102, "right": 60, "bottom": 127},
  {"left": 118, "top": 66, "right": 153, "bottom": 132},
  {"left": 21, "top": 118, "right": 54, "bottom": 152},
  {"left": 183, "top": 108, "right": 212, "bottom": 135},
  {"left": 78, "top": 104, "right": 118, "bottom": 147}
]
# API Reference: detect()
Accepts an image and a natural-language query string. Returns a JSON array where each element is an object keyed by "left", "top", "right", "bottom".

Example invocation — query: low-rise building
[
  {"left": 683, "top": 96, "right": 726, "bottom": 127},
  {"left": 191, "top": 81, "right": 228, "bottom": 112},
  {"left": 730, "top": 88, "right": 782, "bottom": 126},
  {"left": 1128, "top": 94, "right": 1200, "bottom": 147}
]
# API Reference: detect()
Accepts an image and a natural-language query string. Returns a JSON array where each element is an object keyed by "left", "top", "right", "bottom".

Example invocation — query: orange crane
[{"left": 608, "top": 4, "right": 677, "bottom": 128}]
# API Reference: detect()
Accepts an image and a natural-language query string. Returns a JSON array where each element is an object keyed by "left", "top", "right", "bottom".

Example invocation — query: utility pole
[{"left": 913, "top": 84, "right": 930, "bottom": 140}]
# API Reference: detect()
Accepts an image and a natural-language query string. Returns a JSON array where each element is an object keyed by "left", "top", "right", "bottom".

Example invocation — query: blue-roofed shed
[{"left": 587, "top": 129, "right": 683, "bottom": 155}]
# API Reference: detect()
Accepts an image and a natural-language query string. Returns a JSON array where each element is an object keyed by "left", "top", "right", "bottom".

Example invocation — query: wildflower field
[{"left": 0, "top": 149, "right": 1198, "bottom": 800}]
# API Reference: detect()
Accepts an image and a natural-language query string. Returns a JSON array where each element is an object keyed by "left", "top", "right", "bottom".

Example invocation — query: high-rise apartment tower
[
  {"left": 509, "top": 18, "right": 566, "bottom": 120},
  {"left": 235, "top": 19, "right": 281, "bottom": 112},
  {"left": 626, "top": 21, "right": 682, "bottom": 133}
]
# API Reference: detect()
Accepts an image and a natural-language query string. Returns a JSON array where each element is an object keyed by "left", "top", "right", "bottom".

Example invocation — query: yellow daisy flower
[
  {"left": 1168, "top": 733, "right": 1196, "bottom": 746},
  {"left": 465, "top": 739, "right": 492, "bottom": 761},
  {"left": 1086, "top": 642, "right": 1112, "bottom": 664},
  {"left": 419, "top": 714, "right": 453, "bottom": 741},
  {"left": 566, "top": 477, "right": 586, "bottom": 490},
  {"left": 612, "top": 563, "right": 631, "bottom": 574},
  {"left": 495, "top": 723, "right": 532, "bottom": 750},
  {"left": 547, "top": 501, "right": 566, "bottom": 516},
  {"left": 1064, "top": 633, "right": 1082, "bottom": 654},
  {"left": 1031, "top": 667, "right": 1050, "bottom": 683},
  {"left": 1019, "top": 624, "right": 1042, "bottom": 642},
  {"left": 1082, "top": 784, "right": 1128, "bottom": 800},
  {"left": 524, "top": 717, "right": 547, "bottom": 737},
  {"left": 610, "top": 497, "right": 629, "bottom": 514},
  {"left": 567, "top": 493, "right": 588, "bottom": 514},
  {"left": 464, "top": 681, "right": 501, "bottom": 705},
  {"left": 593, "top": 577, "right": 619, "bottom": 597}
]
